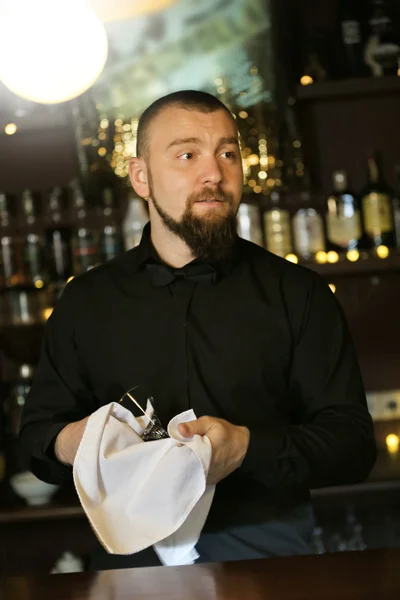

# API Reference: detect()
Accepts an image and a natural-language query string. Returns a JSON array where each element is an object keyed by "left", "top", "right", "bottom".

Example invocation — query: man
[{"left": 20, "top": 90, "right": 376, "bottom": 569}]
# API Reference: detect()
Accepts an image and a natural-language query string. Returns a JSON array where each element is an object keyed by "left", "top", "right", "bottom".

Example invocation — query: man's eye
[
  {"left": 222, "top": 151, "right": 236, "bottom": 159},
  {"left": 180, "top": 152, "right": 193, "bottom": 160}
]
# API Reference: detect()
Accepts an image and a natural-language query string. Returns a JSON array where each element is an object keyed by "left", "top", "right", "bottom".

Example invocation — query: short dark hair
[{"left": 136, "top": 90, "right": 234, "bottom": 159}]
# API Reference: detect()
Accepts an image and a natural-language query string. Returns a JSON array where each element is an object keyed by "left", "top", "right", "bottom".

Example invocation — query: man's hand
[
  {"left": 54, "top": 416, "right": 89, "bottom": 466},
  {"left": 178, "top": 417, "right": 250, "bottom": 485}
]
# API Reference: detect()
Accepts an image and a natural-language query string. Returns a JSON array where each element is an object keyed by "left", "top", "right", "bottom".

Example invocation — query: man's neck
[{"left": 149, "top": 218, "right": 195, "bottom": 268}]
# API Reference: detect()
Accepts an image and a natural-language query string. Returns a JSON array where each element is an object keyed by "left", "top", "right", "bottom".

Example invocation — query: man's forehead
[{"left": 149, "top": 106, "right": 238, "bottom": 139}]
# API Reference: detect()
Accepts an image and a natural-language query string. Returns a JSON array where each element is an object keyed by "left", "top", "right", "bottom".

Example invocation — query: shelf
[
  {"left": 1, "top": 439, "right": 400, "bottom": 523},
  {"left": 312, "top": 451, "right": 400, "bottom": 508},
  {"left": 0, "top": 483, "right": 83, "bottom": 524},
  {"left": 0, "top": 503, "right": 84, "bottom": 524},
  {"left": 296, "top": 75, "right": 400, "bottom": 102},
  {"left": 300, "top": 250, "right": 400, "bottom": 278}
]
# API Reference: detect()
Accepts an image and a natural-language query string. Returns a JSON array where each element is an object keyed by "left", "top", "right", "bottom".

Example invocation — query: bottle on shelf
[
  {"left": 122, "top": 195, "right": 148, "bottom": 251},
  {"left": 361, "top": 153, "right": 395, "bottom": 249},
  {"left": 45, "top": 186, "right": 73, "bottom": 285},
  {"left": 263, "top": 189, "right": 293, "bottom": 258},
  {"left": 325, "top": 171, "right": 365, "bottom": 255},
  {"left": 392, "top": 166, "right": 400, "bottom": 248},
  {"left": 338, "top": 0, "right": 370, "bottom": 78},
  {"left": 98, "top": 186, "right": 123, "bottom": 263},
  {"left": 3, "top": 364, "right": 34, "bottom": 475},
  {"left": 70, "top": 179, "right": 99, "bottom": 275},
  {"left": 364, "top": 0, "right": 400, "bottom": 76},
  {"left": 292, "top": 189, "right": 326, "bottom": 261},
  {"left": 0, "top": 191, "right": 21, "bottom": 289},
  {"left": 21, "top": 189, "right": 48, "bottom": 288},
  {"left": 236, "top": 203, "right": 263, "bottom": 247}
]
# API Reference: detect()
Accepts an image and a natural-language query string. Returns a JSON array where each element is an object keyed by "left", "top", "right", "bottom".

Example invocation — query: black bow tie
[{"left": 145, "top": 261, "right": 217, "bottom": 287}]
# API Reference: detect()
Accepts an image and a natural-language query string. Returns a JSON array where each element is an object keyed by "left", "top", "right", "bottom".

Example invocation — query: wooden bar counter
[{"left": 1, "top": 548, "right": 400, "bottom": 600}]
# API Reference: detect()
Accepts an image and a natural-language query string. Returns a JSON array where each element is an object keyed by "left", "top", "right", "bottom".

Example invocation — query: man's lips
[{"left": 194, "top": 198, "right": 225, "bottom": 203}]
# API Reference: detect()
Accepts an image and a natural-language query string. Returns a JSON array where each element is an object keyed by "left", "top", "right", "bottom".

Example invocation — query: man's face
[{"left": 135, "top": 106, "right": 243, "bottom": 260}]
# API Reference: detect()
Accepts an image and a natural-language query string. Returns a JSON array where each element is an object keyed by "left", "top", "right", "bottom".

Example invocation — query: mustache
[{"left": 188, "top": 188, "right": 232, "bottom": 204}]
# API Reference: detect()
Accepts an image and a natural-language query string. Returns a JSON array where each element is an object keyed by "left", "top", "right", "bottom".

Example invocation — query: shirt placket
[{"left": 171, "top": 280, "right": 196, "bottom": 411}]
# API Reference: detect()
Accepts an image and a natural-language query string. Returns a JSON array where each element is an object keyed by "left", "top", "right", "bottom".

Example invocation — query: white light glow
[
  {"left": 0, "top": 0, "right": 108, "bottom": 104},
  {"left": 4, "top": 123, "right": 17, "bottom": 135}
]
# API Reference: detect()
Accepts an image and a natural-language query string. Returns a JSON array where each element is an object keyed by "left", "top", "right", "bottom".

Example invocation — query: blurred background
[{"left": 0, "top": 0, "right": 400, "bottom": 576}]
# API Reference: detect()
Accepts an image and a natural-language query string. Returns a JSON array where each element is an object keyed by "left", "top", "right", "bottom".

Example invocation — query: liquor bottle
[
  {"left": 70, "top": 179, "right": 98, "bottom": 275},
  {"left": 393, "top": 166, "right": 400, "bottom": 248},
  {"left": 365, "top": 0, "right": 400, "bottom": 76},
  {"left": 339, "top": 0, "right": 370, "bottom": 78},
  {"left": 45, "top": 186, "right": 73, "bottom": 284},
  {"left": 98, "top": 186, "right": 123, "bottom": 263},
  {"left": 0, "top": 192, "right": 21, "bottom": 289},
  {"left": 237, "top": 203, "right": 263, "bottom": 247},
  {"left": 3, "top": 364, "right": 34, "bottom": 475},
  {"left": 292, "top": 186, "right": 326, "bottom": 260},
  {"left": 21, "top": 189, "right": 47, "bottom": 287},
  {"left": 263, "top": 189, "right": 293, "bottom": 258},
  {"left": 326, "top": 171, "right": 364, "bottom": 253},
  {"left": 361, "top": 154, "right": 395, "bottom": 249},
  {"left": 122, "top": 195, "right": 149, "bottom": 251}
]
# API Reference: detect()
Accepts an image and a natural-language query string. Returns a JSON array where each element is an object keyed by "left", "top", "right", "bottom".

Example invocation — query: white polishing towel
[{"left": 73, "top": 401, "right": 215, "bottom": 566}]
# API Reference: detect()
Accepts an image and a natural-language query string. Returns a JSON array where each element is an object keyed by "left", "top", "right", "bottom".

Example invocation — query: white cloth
[{"left": 73, "top": 401, "right": 215, "bottom": 566}]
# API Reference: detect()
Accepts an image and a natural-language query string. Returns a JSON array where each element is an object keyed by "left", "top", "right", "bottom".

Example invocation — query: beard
[{"left": 148, "top": 174, "right": 238, "bottom": 262}]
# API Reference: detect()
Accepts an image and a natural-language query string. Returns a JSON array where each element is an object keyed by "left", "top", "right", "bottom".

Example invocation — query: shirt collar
[{"left": 136, "top": 221, "right": 240, "bottom": 277}]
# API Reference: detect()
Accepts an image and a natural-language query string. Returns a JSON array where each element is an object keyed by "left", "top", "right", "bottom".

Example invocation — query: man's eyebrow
[
  {"left": 166, "top": 136, "right": 239, "bottom": 151},
  {"left": 166, "top": 137, "right": 201, "bottom": 150},
  {"left": 217, "top": 136, "right": 240, "bottom": 147}
]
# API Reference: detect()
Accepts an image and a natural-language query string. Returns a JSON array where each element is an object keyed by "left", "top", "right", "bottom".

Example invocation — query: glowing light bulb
[
  {"left": 346, "top": 249, "right": 360, "bottom": 262},
  {"left": 247, "top": 154, "right": 260, "bottom": 166},
  {"left": 328, "top": 283, "right": 336, "bottom": 293},
  {"left": 315, "top": 251, "right": 327, "bottom": 264},
  {"left": 285, "top": 254, "right": 298, "bottom": 264},
  {"left": 386, "top": 434, "right": 399, "bottom": 455},
  {"left": 327, "top": 251, "right": 339, "bottom": 264},
  {"left": 0, "top": 0, "right": 108, "bottom": 104},
  {"left": 4, "top": 123, "right": 17, "bottom": 135},
  {"left": 376, "top": 245, "right": 389, "bottom": 259},
  {"left": 300, "top": 75, "right": 313, "bottom": 86}
]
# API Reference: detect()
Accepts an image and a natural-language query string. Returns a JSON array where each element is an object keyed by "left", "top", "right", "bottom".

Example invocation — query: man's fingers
[{"left": 178, "top": 416, "right": 213, "bottom": 438}]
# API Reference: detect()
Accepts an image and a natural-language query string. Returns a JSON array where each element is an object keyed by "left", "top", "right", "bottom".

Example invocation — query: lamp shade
[{"left": 0, "top": 0, "right": 108, "bottom": 104}]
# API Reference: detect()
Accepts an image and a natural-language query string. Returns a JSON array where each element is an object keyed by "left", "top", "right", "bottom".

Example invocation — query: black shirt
[{"left": 20, "top": 223, "right": 376, "bottom": 531}]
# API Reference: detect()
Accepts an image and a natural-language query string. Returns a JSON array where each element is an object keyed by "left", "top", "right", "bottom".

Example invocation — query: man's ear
[{"left": 129, "top": 157, "right": 150, "bottom": 199}]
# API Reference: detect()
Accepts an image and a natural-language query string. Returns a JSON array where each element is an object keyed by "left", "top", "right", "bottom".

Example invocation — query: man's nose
[{"left": 200, "top": 156, "right": 223, "bottom": 185}]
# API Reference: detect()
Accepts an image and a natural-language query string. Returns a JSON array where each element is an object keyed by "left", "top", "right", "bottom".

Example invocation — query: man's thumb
[
  {"left": 178, "top": 421, "right": 195, "bottom": 438},
  {"left": 178, "top": 416, "right": 211, "bottom": 438}
]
